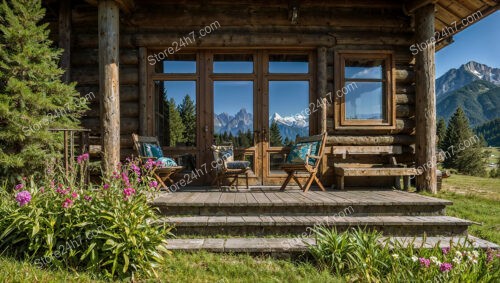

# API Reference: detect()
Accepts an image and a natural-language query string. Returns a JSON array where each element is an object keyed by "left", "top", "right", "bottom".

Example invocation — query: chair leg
[
  {"left": 292, "top": 175, "right": 303, "bottom": 191},
  {"left": 335, "top": 175, "right": 344, "bottom": 190},
  {"left": 302, "top": 173, "right": 316, "bottom": 193},
  {"left": 314, "top": 175, "right": 326, "bottom": 191},
  {"left": 280, "top": 171, "right": 293, "bottom": 191},
  {"left": 394, "top": 176, "right": 402, "bottom": 190},
  {"left": 245, "top": 172, "right": 249, "bottom": 190},
  {"left": 155, "top": 174, "right": 168, "bottom": 191},
  {"left": 403, "top": 176, "right": 410, "bottom": 191}
]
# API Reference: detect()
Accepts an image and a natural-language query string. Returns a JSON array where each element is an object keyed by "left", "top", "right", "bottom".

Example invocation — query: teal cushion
[
  {"left": 286, "top": 141, "right": 320, "bottom": 166},
  {"left": 157, "top": 157, "right": 177, "bottom": 167},
  {"left": 142, "top": 143, "right": 163, "bottom": 158},
  {"left": 286, "top": 142, "right": 312, "bottom": 164},
  {"left": 226, "top": 161, "right": 250, "bottom": 170}
]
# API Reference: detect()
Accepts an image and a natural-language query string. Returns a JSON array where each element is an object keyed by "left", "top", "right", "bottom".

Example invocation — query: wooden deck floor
[{"left": 153, "top": 188, "right": 451, "bottom": 207}]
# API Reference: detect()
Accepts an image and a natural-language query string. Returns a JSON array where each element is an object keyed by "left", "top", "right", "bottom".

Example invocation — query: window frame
[{"left": 334, "top": 50, "right": 396, "bottom": 130}]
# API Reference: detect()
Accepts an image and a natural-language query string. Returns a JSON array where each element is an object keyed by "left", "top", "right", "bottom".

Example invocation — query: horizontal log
[
  {"left": 327, "top": 118, "right": 415, "bottom": 134},
  {"left": 327, "top": 135, "right": 415, "bottom": 145},
  {"left": 396, "top": 93, "right": 415, "bottom": 104},
  {"left": 72, "top": 48, "right": 138, "bottom": 66},
  {"left": 394, "top": 69, "right": 414, "bottom": 83},
  {"left": 396, "top": 104, "right": 414, "bottom": 118},
  {"left": 85, "top": 102, "right": 139, "bottom": 118},
  {"left": 71, "top": 66, "right": 138, "bottom": 85},
  {"left": 76, "top": 85, "right": 139, "bottom": 102},
  {"left": 333, "top": 32, "right": 413, "bottom": 46},
  {"left": 81, "top": 117, "right": 139, "bottom": 134},
  {"left": 396, "top": 84, "right": 415, "bottom": 94},
  {"left": 326, "top": 154, "right": 415, "bottom": 167}
]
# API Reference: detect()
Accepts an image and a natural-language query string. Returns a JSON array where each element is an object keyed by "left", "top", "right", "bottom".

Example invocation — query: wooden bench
[{"left": 333, "top": 145, "right": 420, "bottom": 190}]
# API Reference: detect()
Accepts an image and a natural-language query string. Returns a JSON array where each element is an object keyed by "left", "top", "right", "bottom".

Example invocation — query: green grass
[
  {"left": 424, "top": 173, "right": 500, "bottom": 244},
  {"left": 0, "top": 252, "right": 342, "bottom": 283}
]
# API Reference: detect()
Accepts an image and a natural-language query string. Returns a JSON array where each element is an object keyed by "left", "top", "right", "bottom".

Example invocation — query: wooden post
[
  {"left": 99, "top": 0, "right": 120, "bottom": 174},
  {"left": 414, "top": 4, "right": 437, "bottom": 194},
  {"left": 139, "top": 47, "right": 147, "bottom": 135},
  {"left": 317, "top": 47, "right": 328, "bottom": 180},
  {"left": 58, "top": 0, "right": 71, "bottom": 83}
]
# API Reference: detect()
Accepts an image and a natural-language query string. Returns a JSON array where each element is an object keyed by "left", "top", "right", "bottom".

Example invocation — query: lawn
[
  {"left": 0, "top": 253, "right": 342, "bottom": 283},
  {"left": 425, "top": 174, "right": 500, "bottom": 244}
]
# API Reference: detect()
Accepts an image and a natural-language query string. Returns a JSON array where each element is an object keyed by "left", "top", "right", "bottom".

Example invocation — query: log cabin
[{"left": 41, "top": 0, "right": 499, "bottom": 193}]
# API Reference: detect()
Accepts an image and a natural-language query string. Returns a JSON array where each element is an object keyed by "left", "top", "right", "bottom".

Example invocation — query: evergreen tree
[
  {"left": 436, "top": 118, "right": 447, "bottom": 150},
  {"left": 238, "top": 130, "right": 250, "bottom": 148},
  {"left": 165, "top": 98, "right": 185, "bottom": 146},
  {"left": 177, "top": 95, "right": 196, "bottom": 146},
  {"left": 441, "top": 107, "right": 486, "bottom": 176},
  {"left": 0, "top": 0, "right": 87, "bottom": 182},
  {"left": 269, "top": 121, "right": 283, "bottom": 147}
]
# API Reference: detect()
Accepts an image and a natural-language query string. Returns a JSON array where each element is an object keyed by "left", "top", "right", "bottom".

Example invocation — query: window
[{"left": 334, "top": 51, "right": 395, "bottom": 129}]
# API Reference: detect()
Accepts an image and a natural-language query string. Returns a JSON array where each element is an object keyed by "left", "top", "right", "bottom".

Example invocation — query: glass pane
[
  {"left": 269, "top": 54, "right": 309, "bottom": 73},
  {"left": 269, "top": 153, "right": 286, "bottom": 174},
  {"left": 213, "top": 81, "right": 254, "bottom": 147},
  {"left": 345, "top": 82, "right": 384, "bottom": 120},
  {"left": 268, "top": 81, "right": 309, "bottom": 146},
  {"left": 213, "top": 54, "right": 253, "bottom": 73},
  {"left": 345, "top": 58, "right": 384, "bottom": 79},
  {"left": 155, "top": 54, "right": 196, "bottom": 74},
  {"left": 155, "top": 81, "right": 197, "bottom": 146}
]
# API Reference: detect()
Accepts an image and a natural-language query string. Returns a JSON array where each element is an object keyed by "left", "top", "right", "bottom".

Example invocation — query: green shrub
[
  {"left": 308, "top": 227, "right": 500, "bottom": 283},
  {"left": 0, "top": 156, "right": 172, "bottom": 280}
]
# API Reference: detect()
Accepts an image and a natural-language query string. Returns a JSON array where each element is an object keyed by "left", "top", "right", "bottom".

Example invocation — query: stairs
[{"left": 152, "top": 189, "right": 496, "bottom": 253}]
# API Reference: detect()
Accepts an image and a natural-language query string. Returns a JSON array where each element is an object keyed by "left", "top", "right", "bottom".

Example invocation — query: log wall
[{"left": 46, "top": 0, "right": 418, "bottom": 186}]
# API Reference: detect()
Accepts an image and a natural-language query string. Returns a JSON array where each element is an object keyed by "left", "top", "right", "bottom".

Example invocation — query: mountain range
[
  {"left": 213, "top": 109, "right": 308, "bottom": 140},
  {"left": 436, "top": 61, "right": 500, "bottom": 146}
]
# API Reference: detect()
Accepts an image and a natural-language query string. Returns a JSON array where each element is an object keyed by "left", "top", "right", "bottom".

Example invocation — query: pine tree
[
  {"left": 269, "top": 121, "right": 283, "bottom": 147},
  {"left": 436, "top": 118, "right": 447, "bottom": 150},
  {"left": 441, "top": 107, "right": 486, "bottom": 176},
  {"left": 177, "top": 95, "right": 196, "bottom": 146},
  {"left": 165, "top": 98, "right": 185, "bottom": 146},
  {"left": 0, "top": 0, "right": 87, "bottom": 182}
]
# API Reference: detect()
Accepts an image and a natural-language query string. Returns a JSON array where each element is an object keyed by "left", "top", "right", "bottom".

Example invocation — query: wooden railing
[{"left": 49, "top": 128, "right": 91, "bottom": 176}]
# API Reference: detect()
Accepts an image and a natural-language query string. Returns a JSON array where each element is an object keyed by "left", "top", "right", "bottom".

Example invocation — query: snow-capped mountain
[
  {"left": 436, "top": 61, "right": 500, "bottom": 98},
  {"left": 213, "top": 109, "right": 309, "bottom": 140},
  {"left": 270, "top": 112, "right": 309, "bottom": 140}
]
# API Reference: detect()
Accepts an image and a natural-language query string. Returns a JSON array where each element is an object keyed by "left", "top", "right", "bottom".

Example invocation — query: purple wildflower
[
  {"left": 440, "top": 262, "right": 453, "bottom": 272},
  {"left": 62, "top": 198, "right": 73, "bottom": 208},
  {"left": 442, "top": 247, "right": 450, "bottom": 255},
  {"left": 123, "top": 187, "right": 136, "bottom": 198},
  {"left": 130, "top": 163, "right": 141, "bottom": 176},
  {"left": 84, "top": 195, "right": 92, "bottom": 201},
  {"left": 103, "top": 183, "right": 110, "bottom": 190},
  {"left": 14, "top": 183, "right": 24, "bottom": 190},
  {"left": 149, "top": 180, "right": 158, "bottom": 188},
  {"left": 419, "top": 258, "right": 431, "bottom": 268},
  {"left": 15, "top": 191, "right": 32, "bottom": 206},
  {"left": 76, "top": 153, "right": 89, "bottom": 164},
  {"left": 71, "top": 192, "right": 79, "bottom": 199}
]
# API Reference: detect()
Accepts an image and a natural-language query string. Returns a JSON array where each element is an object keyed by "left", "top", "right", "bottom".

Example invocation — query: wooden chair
[
  {"left": 211, "top": 143, "right": 251, "bottom": 190},
  {"left": 280, "top": 132, "right": 327, "bottom": 193},
  {"left": 131, "top": 133, "right": 184, "bottom": 189}
]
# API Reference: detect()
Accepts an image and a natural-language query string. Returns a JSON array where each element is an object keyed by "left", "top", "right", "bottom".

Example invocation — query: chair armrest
[{"left": 307, "top": 155, "right": 321, "bottom": 160}]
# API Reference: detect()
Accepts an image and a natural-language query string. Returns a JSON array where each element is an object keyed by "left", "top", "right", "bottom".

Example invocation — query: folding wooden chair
[
  {"left": 131, "top": 133, "right": 184, "bottom": 189},
  {"left": 280, "top": 132, "right": 327, "bottom": 192},
  {"left": 211, "top": 143, "right": 251, "bottom": 190}
]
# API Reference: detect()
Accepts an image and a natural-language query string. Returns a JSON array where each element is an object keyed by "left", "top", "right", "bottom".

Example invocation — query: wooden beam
[
  {"left": 86, "top": 0, "right": 134, "bottom": 13},
  {"left": 404, "top": 0, "right": 438, "bottom": 14},
  {"left": 138, "top": 47, "right": 147, "bottom": 135},
  {"left": 414, "top": 3, "right": 437, "bottom": 194},
  {"left": 58, "top": 0, "right": 71, "bottom": 83},
  {"left": 99, "top": 0, "right": 121, "bottom": 174}
]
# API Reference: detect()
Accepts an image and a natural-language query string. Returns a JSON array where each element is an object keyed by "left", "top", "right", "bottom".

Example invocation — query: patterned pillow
[
  {"left": 157, "top": 157, "right": 178, "bottom": 167},
  {"left": 286, "top": 142, "right": 312, "bottom": 164},
  {"left": 142, "top": 143, "right": 163, "bottom": 158},
  {"left": 226, "top": 161, "right": 251, "bottom": 170}
]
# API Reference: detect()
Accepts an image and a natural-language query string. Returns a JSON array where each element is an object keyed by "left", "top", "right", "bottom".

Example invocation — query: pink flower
[
  {"left": 442, "top": 247, "right": 450, "bottom": 255},
  {"left": 62, "top": 198, "right": 73, "bottom": 208},
  {"left": 149, "top": 181, "right": 158, "bottom": 188},
  {"left": 71, "top": 192, "right": 79, "bottom": 199},
  {"left": 40, "top": 187, "right": 45, "bottom": 193},
  {"left": 103, "top": 183, "right": 110, "bottom": 190},
  {"left": 14, "top": 183, "right": 24, "bottom": 190},
  {"left": 76, "top": 153, "right": 89, "bottom": 164},
  {"left": 15, "top": 191, "right": 31, "bottom": 206},
  {"left": 440, "top": 262, "right": 453, "bottom": 272},
  {"left": 84, "top": 195, "right": 92, "bottom": 201},
  {"left": 130, "top": 163, "right": 141, "bottom": 176},
  {"left": 56, "top": 188, "right": 69, "bottom": 195},
  {"left": 122, "top": 172, "right": 130, "bottom": 186},
  {"left": 123, "top": 187, "right": 136, "bottom": 198},
  {"left": 145, "top": 159, "right": 155, "bottom": 170},
  {"left": 419, "top": 258, "right": 431, "bottom": 268}
]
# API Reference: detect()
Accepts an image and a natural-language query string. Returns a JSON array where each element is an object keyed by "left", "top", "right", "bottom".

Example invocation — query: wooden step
[
  {"left": 161, "top": 215, "right": 472, "bottom": 237},
  {"left": 152, "top": 190, "right": 451, "bottom": 216},
  {"left": 166, "top": 236, "right": 499, "bottom": 254}
]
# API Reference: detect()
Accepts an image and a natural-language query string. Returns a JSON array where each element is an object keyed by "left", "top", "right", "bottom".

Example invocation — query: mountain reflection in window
[{"left": 345, "top": 82, "right": 384, "bottom": 120}]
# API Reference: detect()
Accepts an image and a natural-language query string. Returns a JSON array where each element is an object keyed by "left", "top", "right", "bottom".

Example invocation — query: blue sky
[{"left": 436, "top": 11, "right": 500, "bottom": 77}]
